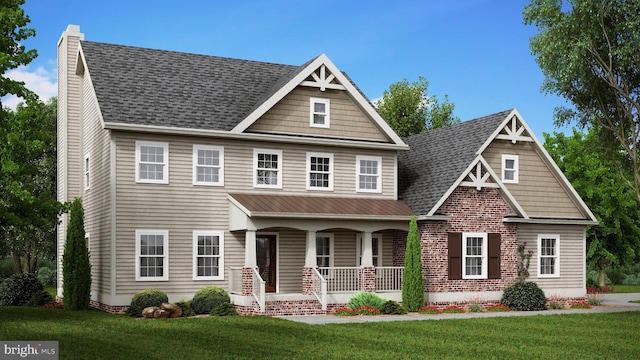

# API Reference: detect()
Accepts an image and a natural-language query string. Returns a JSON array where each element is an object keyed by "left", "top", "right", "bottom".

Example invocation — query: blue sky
[{"left": 9, "top": 0, "right": 574, "bottom": 139}]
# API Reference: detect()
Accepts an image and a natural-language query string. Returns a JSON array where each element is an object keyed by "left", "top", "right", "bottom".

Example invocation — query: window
[
  {"left": 136, "top": 141, "right": 169, "bottom": 184},
  {"left": 193, "top": 231, "right": 224, "bottom": 280},
  {"left": 502, "top": 154, "right": 519, "bottom": 183},
  {"left": 357, "top": 233, "right": 382, "bottom": 267},
  {"left": 253, "top": 149, "right": 282, "bottom": 188},
  {"left": 316, "top": 233, "right": 334, "bottom": 277},
  {"left": 85, "top": 232, "right": 90, "bottom": 252},
  {"left": 310, "top": 98, "right": 330, "bottom": 128},
  {"left": 463, "top": 233, "right": 487, "bottom": 279},
  {"left": 135, "top": 230, "right": 168, "bottom": 281},
  {"left": 356, "top": 155, "right": 382, "bottom": 192},
  {"left": 306, "top": 152, "right": 333, "bottom": 190},
  {"left": 84, "top": 154, "right": 90, "bottom": 190},
  {"left": 193, "top": 145, "right": 224, "bottom": 186},
  {"left": 538, "top": 234, "right": 559, "bottom": 277}
]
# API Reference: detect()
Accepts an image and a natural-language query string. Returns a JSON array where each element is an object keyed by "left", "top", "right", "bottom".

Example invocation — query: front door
[{"left": 256, "top": 234, "right": 276, "bottom": 292}]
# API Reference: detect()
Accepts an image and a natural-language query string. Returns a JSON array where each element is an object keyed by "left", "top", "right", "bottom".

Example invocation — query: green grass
[
  {"left": 1, "top": 307, "right": 639, "bottom": 359},
  {"left": 613, "top": 284, "right": 640, "bottom": 293}
]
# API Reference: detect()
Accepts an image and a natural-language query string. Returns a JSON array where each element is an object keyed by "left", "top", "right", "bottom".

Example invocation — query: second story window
[
  {"left": 356, "top": 155, "right": 382, "bottom": 193},
  {"left": 307, "top": 152, "right": 333, "bottom": 191},
  {"left": 136, "top": 141, "right": 169, "bottom": 184},
  {"left": 84, "top": 154, "right": 90, "bottom": 190},
  {"left": 310, "top": 98, "right": 330, "bottom": 128},
  {"left": 254, "top": 149, "right": 282, "bottom": 188},
  {"left": 193, "top": 145, "right": 224, "bottom": 186},
  {"left": 502, "top": 154, "right": 519, "bottom": 184}
]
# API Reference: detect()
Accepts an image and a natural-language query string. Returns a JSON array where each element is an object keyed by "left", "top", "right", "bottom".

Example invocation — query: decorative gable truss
[
  {"left": 495, "top": 113, "right": 534, "bottom": 144},
  {"left": 300, "top": 64, "right": 345, "bottom": 92}
]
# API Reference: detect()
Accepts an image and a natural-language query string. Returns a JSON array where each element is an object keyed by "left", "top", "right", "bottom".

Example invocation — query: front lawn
[
  {"left": 612, "top": 284, "right": 640, "bottom": 293},
  {"left": 1, "top": 307, "right": 639, "bottom": 359}
]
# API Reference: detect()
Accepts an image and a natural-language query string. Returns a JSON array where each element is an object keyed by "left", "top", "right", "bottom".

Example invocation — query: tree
[
  {"left": 402, "top": 216, "right": 424, "bottom": 311},
  {"left": 376, "top": 77, "right": 460, "bottom": 137},
  {"left": 544, "top": 128, "right": 640, "bottom": 286},
  {"left": 0, "top": 0, "right": 37, "bottom": 101},
  {"left": 62, "top": 198, "right": 91, "bottom": 310},
  {"left": 524, "top": 0, "right": 640, "bottom": 202},
  {"left": 1, "top": 98, "right": 60, "bottom": 274}
]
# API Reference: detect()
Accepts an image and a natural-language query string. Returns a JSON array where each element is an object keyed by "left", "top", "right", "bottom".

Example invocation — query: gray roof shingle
[
  {"left": 398, "top": 110, "right": 512, "bottom": 215},
  {"left": 80, "top": 41, "right": 302, "bottom": 131}
]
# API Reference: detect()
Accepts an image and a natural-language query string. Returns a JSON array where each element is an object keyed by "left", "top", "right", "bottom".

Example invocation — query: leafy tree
[
  {"left": 544, "top": 128, "right": 640, "bottom": 286},
  {"left": 376, "top": 77, "right": 460, "bottom": 137},
  {"left": 402, "top": 216, "right": 424, "bottom": 311},
  {"left": 524, "top": 0, "right": 640, "bottom": 202},
  {"left": 0, "top": 0, "right": 37, "bottom": 101},
  {"left": 0, "top": 98, "right": 60, "bottom": 274},
  {"left": 62, "top": 198, "right": 91, "bottom": 310}
]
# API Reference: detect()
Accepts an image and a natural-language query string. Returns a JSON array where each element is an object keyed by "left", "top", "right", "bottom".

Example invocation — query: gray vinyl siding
[
  {"left": 80, "top": 72, "right": 112, "bottom": 295},
  {"left": 249, "top": 87, "right": 389, "bottom": 142},
  {"left": 483, "top": 140, "right": 584, "bottom": 218},
  {"left": 275, "top": 229, "right": 305, "bottom": 293},
  {"left": 518, "top": 224, "right": 586, "bottom": 290}
]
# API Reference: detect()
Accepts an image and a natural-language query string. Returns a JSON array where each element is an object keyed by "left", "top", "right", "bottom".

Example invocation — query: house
[{"left": 57, "top": 25, "right": 597, "bottom": 315}]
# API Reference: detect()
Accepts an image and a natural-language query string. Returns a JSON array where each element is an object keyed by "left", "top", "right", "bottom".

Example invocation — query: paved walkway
[{"left": 276, "top": 293, "right": 640, "bottom": 325}]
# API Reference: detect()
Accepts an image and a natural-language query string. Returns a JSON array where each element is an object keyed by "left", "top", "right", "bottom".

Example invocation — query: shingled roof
[
  {"left": 80, "top": 41, "right": 302, "bottom": 131},
  {"left": 398, "top": 110, "right": 513, "bottom": 215}
]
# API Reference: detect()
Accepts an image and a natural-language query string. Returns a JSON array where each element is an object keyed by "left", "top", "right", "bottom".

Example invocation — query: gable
[{"left": 247, "top": 86, "right": 391, "bottom": 142}]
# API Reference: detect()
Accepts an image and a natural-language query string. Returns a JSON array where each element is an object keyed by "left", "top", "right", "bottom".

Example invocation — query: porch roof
[{"left": 229, "top": 193, "right": 414, "bottom": 220}]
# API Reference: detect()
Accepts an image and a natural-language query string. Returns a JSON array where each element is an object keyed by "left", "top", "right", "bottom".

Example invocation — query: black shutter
[
  {"left": 448, "top": 233, "right": 462, "bottom": 280},
  {"left": 488, "top": 233, "right": 501, "bottom": 279}
]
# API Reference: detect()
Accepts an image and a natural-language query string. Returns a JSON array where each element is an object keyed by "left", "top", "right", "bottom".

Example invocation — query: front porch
[{"left": 228, "top": 266, "right": 404, "bottom": 315}]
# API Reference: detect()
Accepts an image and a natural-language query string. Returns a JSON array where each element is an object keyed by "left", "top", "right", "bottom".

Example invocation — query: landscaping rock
[
  {"left": 142, "top": 306, "right": 159, "bottom": 318},
  {"left": 153, "top": 309, "right": 170, "bottom": 318},
  {"left": 160, "top": 303, "right": 182, "bottom": 318}
]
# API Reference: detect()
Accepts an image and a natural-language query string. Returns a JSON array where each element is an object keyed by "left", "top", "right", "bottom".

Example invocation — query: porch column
[
  {"left": 361, "top": 231, "right": 373, "bottom": 267},
  {"left": 302, "top": 230, "right": 317, "bottom": 295},
  {"left": 242, "top": 230, "right": 257, "bottom": 296},
  {"left": 360, "top": 231, "right": 376, "bottom": 292}
]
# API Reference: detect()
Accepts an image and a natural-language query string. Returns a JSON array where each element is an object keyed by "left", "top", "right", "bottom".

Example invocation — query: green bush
[
  {"left": 380, "top": 300, "right": 407, "bottom": 315},
  {"left": 62, "top": 198, "right": 92, "bottom": 310},
  {"left": 0, "top": 273, "right": 44, "bottom": 306},
  {"left": 402, "top": 216, "right": 424, "bottom": 312},
  {"left": 128, "top": 289, "right": 168, "bottom": 316},
  {"left": 191, "top": 287, "right": 230, "bottom": 314},
  {"left": 27, "top": 290, "right": 54, "bottom": 307},
  {"left": 501, "top": 281, "right": 546, "bottom": 311},
  {"left": 210, "top": 302, "right": 238, "bottom": 316},
  {"left": 606, "top": 267, "right": 624, "bottom": 285},
  {"left": 37, "top": 266, "right": 56, "bottom": 286},
  {"left": 0, "top": 257, "right": 14, "bottom": 280},
  {"left": 175, "top": 300, "right": 195, "bottom": 317},
  {"left": 348, "top": 291, "right": 387, "bottom": 310}
]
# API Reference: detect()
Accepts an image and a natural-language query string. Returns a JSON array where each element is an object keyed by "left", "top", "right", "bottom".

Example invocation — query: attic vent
[
  {"left": 301, "top": 64, "right": 345, "bottom": 91},
  {"left": 496, "top": 115, "right": 533, "bottom": 144}
]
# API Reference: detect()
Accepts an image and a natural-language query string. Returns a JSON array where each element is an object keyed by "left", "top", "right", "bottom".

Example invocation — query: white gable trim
[
  {"left": 475, "top": 109, "right": 597, "bottom": 223},
  {"left": 230, "top": 54, "right": 407, "bottom": 147},
  {"left": 427, "top": 155, "right": 529, "bottom": 219},
  {"left": 76, "top": 45, "right": 107, "bottom": 131}
]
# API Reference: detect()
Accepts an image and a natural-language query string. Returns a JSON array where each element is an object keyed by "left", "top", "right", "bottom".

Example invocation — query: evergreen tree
[
  {"left": 402, "top": 216, "right": 424, "bottom": 311},
  {"left": 62, "top": 198, "right": 91, "bottom": 310}
]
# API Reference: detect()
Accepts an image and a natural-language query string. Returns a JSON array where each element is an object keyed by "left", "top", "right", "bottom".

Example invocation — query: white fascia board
[
  {"left": 229, "top": 53, "right": 408, "bottom": 148},
  {"left": 503, "top": 217, "right": 599, "bottom": 225},
  {"left": 77, "top": 45, "right": 108, "bottom": 131}
]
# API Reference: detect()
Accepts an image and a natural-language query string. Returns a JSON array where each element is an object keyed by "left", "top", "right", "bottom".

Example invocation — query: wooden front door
[{"left": 256, "top": 234, "right": 276, "bottom": 293}]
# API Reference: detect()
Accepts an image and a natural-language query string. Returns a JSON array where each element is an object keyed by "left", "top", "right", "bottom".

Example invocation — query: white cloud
[{"left": 2, "top": 65, "right": 57, "bottom": 109}]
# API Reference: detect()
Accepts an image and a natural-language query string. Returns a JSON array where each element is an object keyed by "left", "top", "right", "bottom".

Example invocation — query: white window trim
[
  {"left": 356, "top": 233, "right": 383, "bottom": 268},
  {"left": 135, "top": 230, "right": 169, "bottom": 281},
  {"left": 537, "top": 234, "right": 560, "bottom": 278},
  {"left": 192, "top": 231, "right": 224, "bottom": 281},
  {"left": 310, "top": 97, "right": 330, "bottom": 128},
  {"left": 253, "top": 149, "right": 283, "bottom": 189},
  {"left": 192, "top": 145, "right": 224, "bottom": 186},
  {"left": 83, "top": 153, "right": 91, "bottom": 190},
  {"left": 356, "top": 155, "right": 382, "bottom": 193},
  {"left": 135, "top": 141, "right": 169, "bottom": 184},
  {"left": 502, "top": 154, "right": 519, "bottom": 184},
  {"left": 462, "top": 232, "right": 487, "bottom": 280},
  {"left": 316, "top": 232, "right": 334, "bottom": 278},
  {"left": 306, "top": 152, "right": 334, "bottom": 191},
  {"left": 85, "top": 232, "right": 90, "bottom": 252}
]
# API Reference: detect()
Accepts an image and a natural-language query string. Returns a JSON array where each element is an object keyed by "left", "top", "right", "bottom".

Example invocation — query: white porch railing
[
  {"left": 228, "top": 267, "right": 242, "bottom": 294},
  {"left": 311, "top": 268, "right": 327, "bottom": 310},
  {"left": 319, "top": 267, "right": 360, "bottom": 292},
  {"left": 375, "top": 267, "right": 404, "bottom": 292},
  {"left": 251, "top": 267, "right": 266, "bottom": 313}
]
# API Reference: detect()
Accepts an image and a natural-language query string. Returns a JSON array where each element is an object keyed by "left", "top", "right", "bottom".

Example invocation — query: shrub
[
  {"left": 210, "top": 302, "right": 238, "bottom": 316},
  {"left": 37, "top": 266, "right": 56, "bottom": 286},
  {"left": 587, "top": 294, "right": 603, "bottom": 306},
  {"left": 402, "top": 216, "right": 424, "bottom": 312},
  {"left": 380, "top": 300, "right": 407, "bottom": 315},
  {"left": 175, "top": 300, "right": 195, "bottom": 317},
  {"left": 191, "top": 286, "right": 230, "bottom": 314},
  {"left": 606, "top": 267, "right": 624, "bottom": 285},
  {"left": 27, "top": 290, "right": 54, "bottom": 307},
  {"left": 348, "top": 291, "right": 387, "bottom": 310},
  {"left": 128, "top": 288, "right": 169, "bottom": 317},
  {"left": 62, "top": 198, "right": 92, "bottom": 310},
  {"left": 0, "top": 273, "right": 44, "bottom": 306},
  {"left": 466, "top": 295, "right": 485, "bottom": 313},
  {"left": 501, "top": 281, "right": 547, "bottom": 311},
  {"left": 546, "top": 294, "right": 566, "bottom": 309},
  {"left": 418, "top": 305, "right": 441, "bottom": 315}
]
